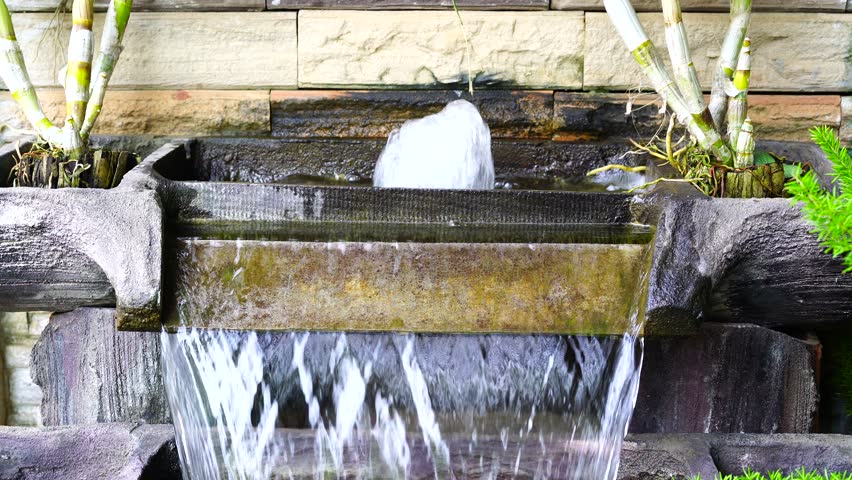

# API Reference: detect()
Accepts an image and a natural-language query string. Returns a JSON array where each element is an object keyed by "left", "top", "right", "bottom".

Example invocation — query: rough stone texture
[
  {"left": 635, "top": 185, "right": 852, "bottom": 332},
  {"left": 710, "top": 434, "right": 852, "bottom": 474},
  {"left": 0, "top": 143, "right": 163, "bottom": 328},
  {"left": 0, "top": 12, "right": 297, "bottom": 89},
  {"left": 271, "top": 90, "right": 555, "bottom": 139},
  {"left": 270, "top": 0, "right": 548, "bottom": 8},
  {"left": 0, "top": 423, "right": 179, "bottom": 480},
  {"left": 553, "top": 93, "right": 841, "bottom": 142},
  {"left": 0, "top": 313, "right": 49, "bottom": 427},
  {"left": 842, "top": 96, "right": 852, "bottom": 143},
  {"left": 31, "top": 309, "right": 170, "bottom": 426},
  {"left": 0, "top": 90, "right": 270, "bottom": 142},
  {"left": 584, "top": 12, "right": 852, "bottom": 92},
  {"left": 631, "top": 324, "right": 817, "bottom": 434},
  {"left": 8, "top": 0, "right": 263, "bottom": 11},
  {"left": 554, "top": 0, "right": 846, "bottom": 11},
  {"left": 298, "top": 11, "right": 584, "bottom": 89},
  {"left": 618, "top": 434, "right": 718, "bottom": 480}
]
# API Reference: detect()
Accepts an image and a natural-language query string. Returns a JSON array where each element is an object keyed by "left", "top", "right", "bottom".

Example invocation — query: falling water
[{"left": 161, "top": 100, "right": 647, "bottom": 479}]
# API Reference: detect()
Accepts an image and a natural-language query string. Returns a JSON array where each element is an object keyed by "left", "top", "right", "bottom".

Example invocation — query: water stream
[{"left": 161, "top": 100, "right": 647, "bottom": 479}]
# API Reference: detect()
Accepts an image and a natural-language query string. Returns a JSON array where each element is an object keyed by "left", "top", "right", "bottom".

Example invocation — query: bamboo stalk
[
  {"left": 80, "top": 0, "right": 132, "bottom": 141},
  {"left": 0, "top": 0, "right": 63, "bottom": 146},
  {"left": 726, "top": 37, "right": 751, "bottom": 149},
  {"left": 661, "top": 0, "right": 707, "bottom": 120},
  {"left": 65, "top": 0, "right": 94, "bottom": 136},
  {"left": 708, "top": 0, "right": 752, "bottom": 129},
  {"left": 734, "top": 117, "right": 754, "bottom": 168},
  {"left": 603, "top": 0, "right": 733, "bottom": 166}
]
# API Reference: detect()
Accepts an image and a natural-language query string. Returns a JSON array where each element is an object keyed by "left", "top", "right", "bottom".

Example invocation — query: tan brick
[
  {"left": 9, "top": 368, "right": 41, "bottom": 406},
  {"left": 584, "top": 12, "right": 852, "bottom": 92},
  {"left": 842, "top": 97, "right": 852, "bottom": 143},
  {"left": 0, "top": 90, "right": 270, "bottom": 140},
  {"left": 298, "top": 11, "right": 584, "bottom": 89},
  {"left": 0, "top": 12, "right": 296, "bottom": 89},
  {"left": 8, "top": 405, "right": 41, "bottom": 427}
]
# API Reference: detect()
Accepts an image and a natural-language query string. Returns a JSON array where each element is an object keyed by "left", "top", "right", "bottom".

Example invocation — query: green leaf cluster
[
  {"left": 688, "top": 468, "right": 852, "bottom": 480},
  {"left": 786, "top": 126, "right": 852, "bottom": 273}
]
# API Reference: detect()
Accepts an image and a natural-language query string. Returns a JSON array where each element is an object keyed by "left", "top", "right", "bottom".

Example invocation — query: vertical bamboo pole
[
  {"left": 81, "top": 0, "right": 132, "bottom": 140},
  {"left": 603, "top": 0, "right": 733, "bottom": 165},
  {"left": 0, "top": 0, "right": 63, "bottom": 146},
  {"left": 662, "top": 0, "right": 708, "bottom": 121},
  {"left": 708, "top": 0, "right": 752, "bottom": 129},
  {"left": 726, "top": 38, "right": 751, "bottom": 149},
  {"left": 734, "top": 117, "right": 754, "bottom": 168},
  {"left": 65, "top": 0, "right": 94, "bottom": 132}
]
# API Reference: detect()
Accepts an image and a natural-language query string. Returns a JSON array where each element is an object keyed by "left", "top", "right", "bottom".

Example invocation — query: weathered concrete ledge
[
  {"left": 0, "top": 423, "right": 179, "bottom": 480},
  {"left": 554, "top": 0, "right": 847, "bottom": 11},
  {"left": 0, "top": 141, "right": 164, "bottom": 330},
  {"left": 1, "top": 424, "right": 849, "bottom": 479}
]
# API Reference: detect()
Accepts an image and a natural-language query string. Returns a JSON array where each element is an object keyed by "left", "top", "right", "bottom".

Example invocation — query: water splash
[
  {"left": 161, "top": 327, "right": 281, "bottom": 480},
  {"left": 373, "top": 100, "right": 495, "bottom": 189}
]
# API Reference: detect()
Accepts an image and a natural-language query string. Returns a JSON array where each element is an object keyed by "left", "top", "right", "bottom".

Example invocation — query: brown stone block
[
  {"left": 553, "top": 93, "right": 840, "bottom": 142},
  {"left": 271, "top": 90, "right": 554, "bottom": 139},
  {"left": 0, "top": 89, "right": 270, "bottom": 139},
  {"left": 631, "top": 324, "right": 817, "bottom": 434}
]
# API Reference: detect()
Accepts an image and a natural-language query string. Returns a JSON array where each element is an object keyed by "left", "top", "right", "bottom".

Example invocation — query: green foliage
[
  {"left": 787, "top": 126, "right": 852, "bottom": 272},
  {"left": 686, "top": 468, "right": 852, "bottom": 480}
]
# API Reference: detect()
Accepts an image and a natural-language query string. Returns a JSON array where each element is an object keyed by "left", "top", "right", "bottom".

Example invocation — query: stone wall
[
  {"left": 0, "top": 312, "right": 49, "bottom": 427},
  {"left": 0, "top": 2, "right": 848, "bottom": 143}
]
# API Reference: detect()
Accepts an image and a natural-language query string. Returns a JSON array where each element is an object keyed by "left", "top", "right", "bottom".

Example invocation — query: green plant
[
  {"left": 787, "top": 126, "right": 852, "bottom": 273},
  {"left": 685, "top": 468, "right": 852, "bottom": 480},
  {"left": 604, "top": 0, "right": 753, "bottom": 168},
  {"left": 0, "top": 0, "right": 132, "bottom": 159}
]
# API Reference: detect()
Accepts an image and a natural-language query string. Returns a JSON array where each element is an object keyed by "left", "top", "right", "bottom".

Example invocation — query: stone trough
[{"left": 1, "top": 136, "right": 849, "bottom": 334}]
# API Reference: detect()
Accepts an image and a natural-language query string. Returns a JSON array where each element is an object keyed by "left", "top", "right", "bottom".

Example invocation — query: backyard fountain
[{"left": 158, "top": 100, "right": 651, "bottom": 479}]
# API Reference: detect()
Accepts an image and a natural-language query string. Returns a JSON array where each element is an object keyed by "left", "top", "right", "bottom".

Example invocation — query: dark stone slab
[
  {"left": 0, "top": 423, "right": 179, "bottom": 480},
  {"left": 554, "top": 92, "right": 665, "bottom": 141},
  {"left": 271, "top": 90, "right": 555, "bottom": 139},
  {"left": 31, "top": 309, "right": 170, "bottom": 426},
  {"left": 189, "top": 137, "right": 636, "bottom": 184},
  {"left": 709, "top": 434, "right": 852, "bottom": 474},
  {"left": 618, "top": 434, "right": 718, "bottom": 480},
  {"left": 268, "top": 0, "right": 548, "bottom": 10},
  {"left": 631, "top": 324, "right": 817, "bottom": 434},
  {"left": 635, "top": 185, "right": 852, "bottom": 331}
]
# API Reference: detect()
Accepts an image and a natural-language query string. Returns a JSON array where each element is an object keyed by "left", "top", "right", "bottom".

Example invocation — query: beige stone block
[
  {"left": 553, "top": 0, "right": 845, "bottom": 11},
  {"left": 0, "top": 90, "right": 271, "bottom": 140},
  {"left": 9, "top": 368, "right": 42, "bottom": 406},
  {"left": 4, "top": 345, "right": 34, "bottom": 369},
  {"left": 0, "top": 12, "right": 297, "bottom": 89},
  {"left": 8, "top": 405, "right": 42, "bottom": 427},
  {"left": 298, "top": 11, "right": 584, "bottom": 89},
  {"left": 584, "top": 12, "right": 852, "bottom": 92},
  {"left": 7, "top": 1, "right": 264, "bottom": 11}
]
